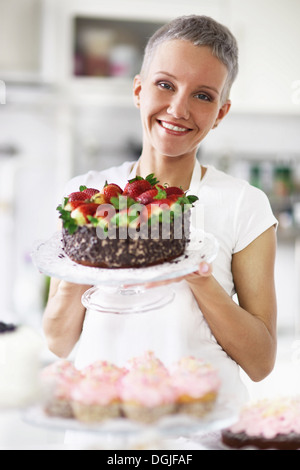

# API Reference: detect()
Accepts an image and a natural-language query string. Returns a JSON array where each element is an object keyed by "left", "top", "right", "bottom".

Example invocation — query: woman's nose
[{"left": 167, "top": 93, "right": 190, "bottom": 120}]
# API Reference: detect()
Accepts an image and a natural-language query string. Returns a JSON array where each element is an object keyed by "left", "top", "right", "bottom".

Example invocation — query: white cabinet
[
  {"left": 0, "top": 0, "right": 41, "bottom": 81},
  {"left": 40, "top": 0, "right": 226, "bottom": 104}
]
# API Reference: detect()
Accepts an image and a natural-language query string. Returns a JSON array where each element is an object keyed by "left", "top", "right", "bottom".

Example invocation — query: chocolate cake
[
  {"left": 222, "top": 429, "right": 300, "bottom": 450},
  {"left": 221, "top": 397, "right": 300, "bottom": 450},
  {"left": 57, "top": 174, "right": 197, "bottom": 269}
]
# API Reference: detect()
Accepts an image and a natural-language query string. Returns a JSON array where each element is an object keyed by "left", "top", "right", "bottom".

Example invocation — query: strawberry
[
  {"left": 123, "top": 179, "right": 152, "bottom": 199},
  {"left": 71, "top": 203, "right": 99, "bottom": 225},
  {"left": 82, "top": 188, "right": 100, "bottom": 198},
  {"left": 136, "top": 186, "right": 167, "bottom": 205},
  {"left": 101, "top": 183, "right": 123, "bottom": 203},
  {"left": 155, "top": 194, "right": 181, "bottom": 208},
  {"left": 67, "top": 191, "right": 89, "bottom": 202},
  {"left": 165, "top": 186, "right": 184, "bottom": 196},
  {"left": 123, "top": 173, "right": 159, "bottom": 200}
]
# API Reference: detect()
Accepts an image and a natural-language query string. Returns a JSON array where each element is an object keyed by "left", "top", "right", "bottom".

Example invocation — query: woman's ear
[
  {"left": 213, "top": 99, "right": 231, "bottom": 129},
  {"left": 133, "top": 74, "right": 142, "bottom": 108}
]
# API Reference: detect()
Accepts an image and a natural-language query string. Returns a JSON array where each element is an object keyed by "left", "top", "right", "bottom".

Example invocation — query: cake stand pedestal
[{"left": 81, "top": 284, "right": 175, "bottom": 315}]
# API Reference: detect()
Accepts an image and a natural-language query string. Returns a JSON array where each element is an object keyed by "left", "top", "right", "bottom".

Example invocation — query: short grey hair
[{"left": 141, "top": 15, "right": 239, "bottom": 103}]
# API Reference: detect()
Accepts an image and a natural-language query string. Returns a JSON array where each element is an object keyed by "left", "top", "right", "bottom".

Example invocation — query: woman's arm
[
  {"left": 186, "top": 226, "right": 277, "bottom": 382},
  {"left": 43, "top": 278, "right": 92, "bottom": 358}
]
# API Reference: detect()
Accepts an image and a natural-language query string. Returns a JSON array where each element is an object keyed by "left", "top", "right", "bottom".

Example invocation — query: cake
[
  {"left": 169, "top": 356, "right": 220, "bottom": 417},
  {"left": 221, "top": 397, "right": 300, "bottom": 450},
  {"left": 41, "top": 359, "right": 82, "bottom": 418},
  {"left": 0, "top": 322, "right": 42, "bottom": 408},
  {"left": 57, "top": 174, "right": 198, "bottom": 268},
  {"left": 71, "top": 375, "right": 122, "bottom": 423}
]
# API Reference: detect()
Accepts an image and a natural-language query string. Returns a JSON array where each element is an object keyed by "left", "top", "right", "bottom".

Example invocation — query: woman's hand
[{"left": 143, "top": 261, "right": 213, "bottom": 289}]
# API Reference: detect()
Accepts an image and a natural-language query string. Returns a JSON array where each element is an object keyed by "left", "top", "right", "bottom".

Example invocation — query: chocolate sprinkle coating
[{"left": 62, "top": 214, "right": 190, "bottom": 269}]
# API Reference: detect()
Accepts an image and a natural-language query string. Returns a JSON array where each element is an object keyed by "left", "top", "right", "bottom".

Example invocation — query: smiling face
[{"left": 134, "top": 40, "right": 231, "bottom": 161}]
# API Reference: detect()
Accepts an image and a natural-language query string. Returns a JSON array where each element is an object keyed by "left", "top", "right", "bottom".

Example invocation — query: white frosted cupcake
[
  {"left": 170, "top": 356, "right": 220, "bottom": 417},
  {"left": 71, "top": 376, "right": 121, "bottom": 423}
]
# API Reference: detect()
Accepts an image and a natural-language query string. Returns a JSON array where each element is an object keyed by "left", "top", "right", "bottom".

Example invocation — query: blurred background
[{"left": 0, "top": 0, "right": 299, "bottom": 342}]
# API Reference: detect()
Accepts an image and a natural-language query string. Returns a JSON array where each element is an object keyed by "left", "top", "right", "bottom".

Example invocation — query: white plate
[
  {"left": 31, "top": 228, "right": 218, "bottom": 287},
  {"left": 22, "top": 397, "right": 237, "bottom": 438}
]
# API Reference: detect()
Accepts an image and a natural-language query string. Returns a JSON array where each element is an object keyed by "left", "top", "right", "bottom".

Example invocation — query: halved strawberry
[
  {"left": 64, "top": 200, "right": 86, "bottom": 211},
  {"left": 71, "top": 203, "right": 99, "bottom": 225}
]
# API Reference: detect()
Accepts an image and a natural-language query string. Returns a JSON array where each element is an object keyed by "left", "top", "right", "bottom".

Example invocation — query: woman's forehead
[{"left": 146, "top": 40, "right": 228, "bottom": 91}]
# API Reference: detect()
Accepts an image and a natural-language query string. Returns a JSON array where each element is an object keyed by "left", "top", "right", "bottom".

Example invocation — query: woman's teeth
[{"left": 160, "top": 121, "right": 189, "bottom": 132}]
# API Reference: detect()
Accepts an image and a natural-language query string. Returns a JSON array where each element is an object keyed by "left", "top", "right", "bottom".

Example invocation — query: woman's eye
[
  {"left": 195, "top": 93, "right": 212, "bottom": 101},
  {"left": 157, "top": 81, "right": 173, "bottom": 91}
]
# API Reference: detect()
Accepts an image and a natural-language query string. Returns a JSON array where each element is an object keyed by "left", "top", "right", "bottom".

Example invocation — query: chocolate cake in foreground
[{"left": 221, "top": 397, "right": 300, "bottom": 450}]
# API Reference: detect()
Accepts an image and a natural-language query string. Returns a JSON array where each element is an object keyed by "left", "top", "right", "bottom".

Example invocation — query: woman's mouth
[{"left": 157, "top": 120, "right": 192, "bottom": 135}]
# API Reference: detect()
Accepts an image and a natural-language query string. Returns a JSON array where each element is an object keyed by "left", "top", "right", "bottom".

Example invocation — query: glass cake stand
[{"left": 31, "top": 228, "right": 218, "bottom": 315}]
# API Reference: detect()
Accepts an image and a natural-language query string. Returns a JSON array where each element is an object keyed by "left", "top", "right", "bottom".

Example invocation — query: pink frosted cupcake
[
  {"left": 71, "top": 376, "right": 121, "bottom": 423},
  {"left": 82, "top": 360, "right": 127, "bottom": 383},
  {"left": 119, "top": 370, "right": 176, "bottom": 423},
  {"left": 41, "top": 359, "right": 82, "bottom": 418},
  {"left": 126, "top": 351, "right": 169, "bottom": 377},
  {"left": 170, "top": 356, "right": 220, "bottom": 417}
]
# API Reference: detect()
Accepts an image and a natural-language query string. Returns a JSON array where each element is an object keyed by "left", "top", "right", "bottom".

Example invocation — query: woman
[{"left": 43, "top": 15, "right": 277, "bottom": 408}]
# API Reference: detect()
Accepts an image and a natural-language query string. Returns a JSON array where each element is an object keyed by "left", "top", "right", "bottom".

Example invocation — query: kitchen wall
[{"left": 0, "top": 0, "right": 299, "bottom": 335}]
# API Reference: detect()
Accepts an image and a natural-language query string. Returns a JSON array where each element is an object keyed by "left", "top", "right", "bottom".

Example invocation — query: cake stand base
[{"left": 81, "top": 284, "right": 175, "bottom": 314}]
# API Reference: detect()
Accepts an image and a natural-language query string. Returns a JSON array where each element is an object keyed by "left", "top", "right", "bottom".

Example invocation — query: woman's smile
[{"left": 157, "top": 119, "right": 193, "bottom": 135}]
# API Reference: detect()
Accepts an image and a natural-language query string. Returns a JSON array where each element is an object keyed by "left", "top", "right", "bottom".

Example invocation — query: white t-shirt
[{"left": 63, "top": 159, "right": 277, "bottom": 407}]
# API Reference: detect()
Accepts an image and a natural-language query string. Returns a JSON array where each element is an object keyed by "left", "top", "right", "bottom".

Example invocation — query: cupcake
[
  {"left": 170, "top": 356, "right": 220, "bottom": 417},
  {"left": 119, "top": 369, "right": 176, "bottom": 423},
  {"left": 41, "top": 359, "right": 81, "bottom": 418},
  {"left": 82, "top": 360, "right": 127, "bottom": 382},
  {"left": 126, "top": 350, "right": 169, "bottom": 377},
  {"left": 71, "top": 375, "right": 121, "bottom": 423}
]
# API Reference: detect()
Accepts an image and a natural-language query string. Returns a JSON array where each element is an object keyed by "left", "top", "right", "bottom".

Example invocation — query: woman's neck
[{"left": 136, "top": 153, "right": 197, "bottom": 191}]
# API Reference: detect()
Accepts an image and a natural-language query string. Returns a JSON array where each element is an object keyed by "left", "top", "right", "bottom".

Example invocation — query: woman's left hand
[{"left": 142, "top": 261, "right": 213, "bottom": 289}]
